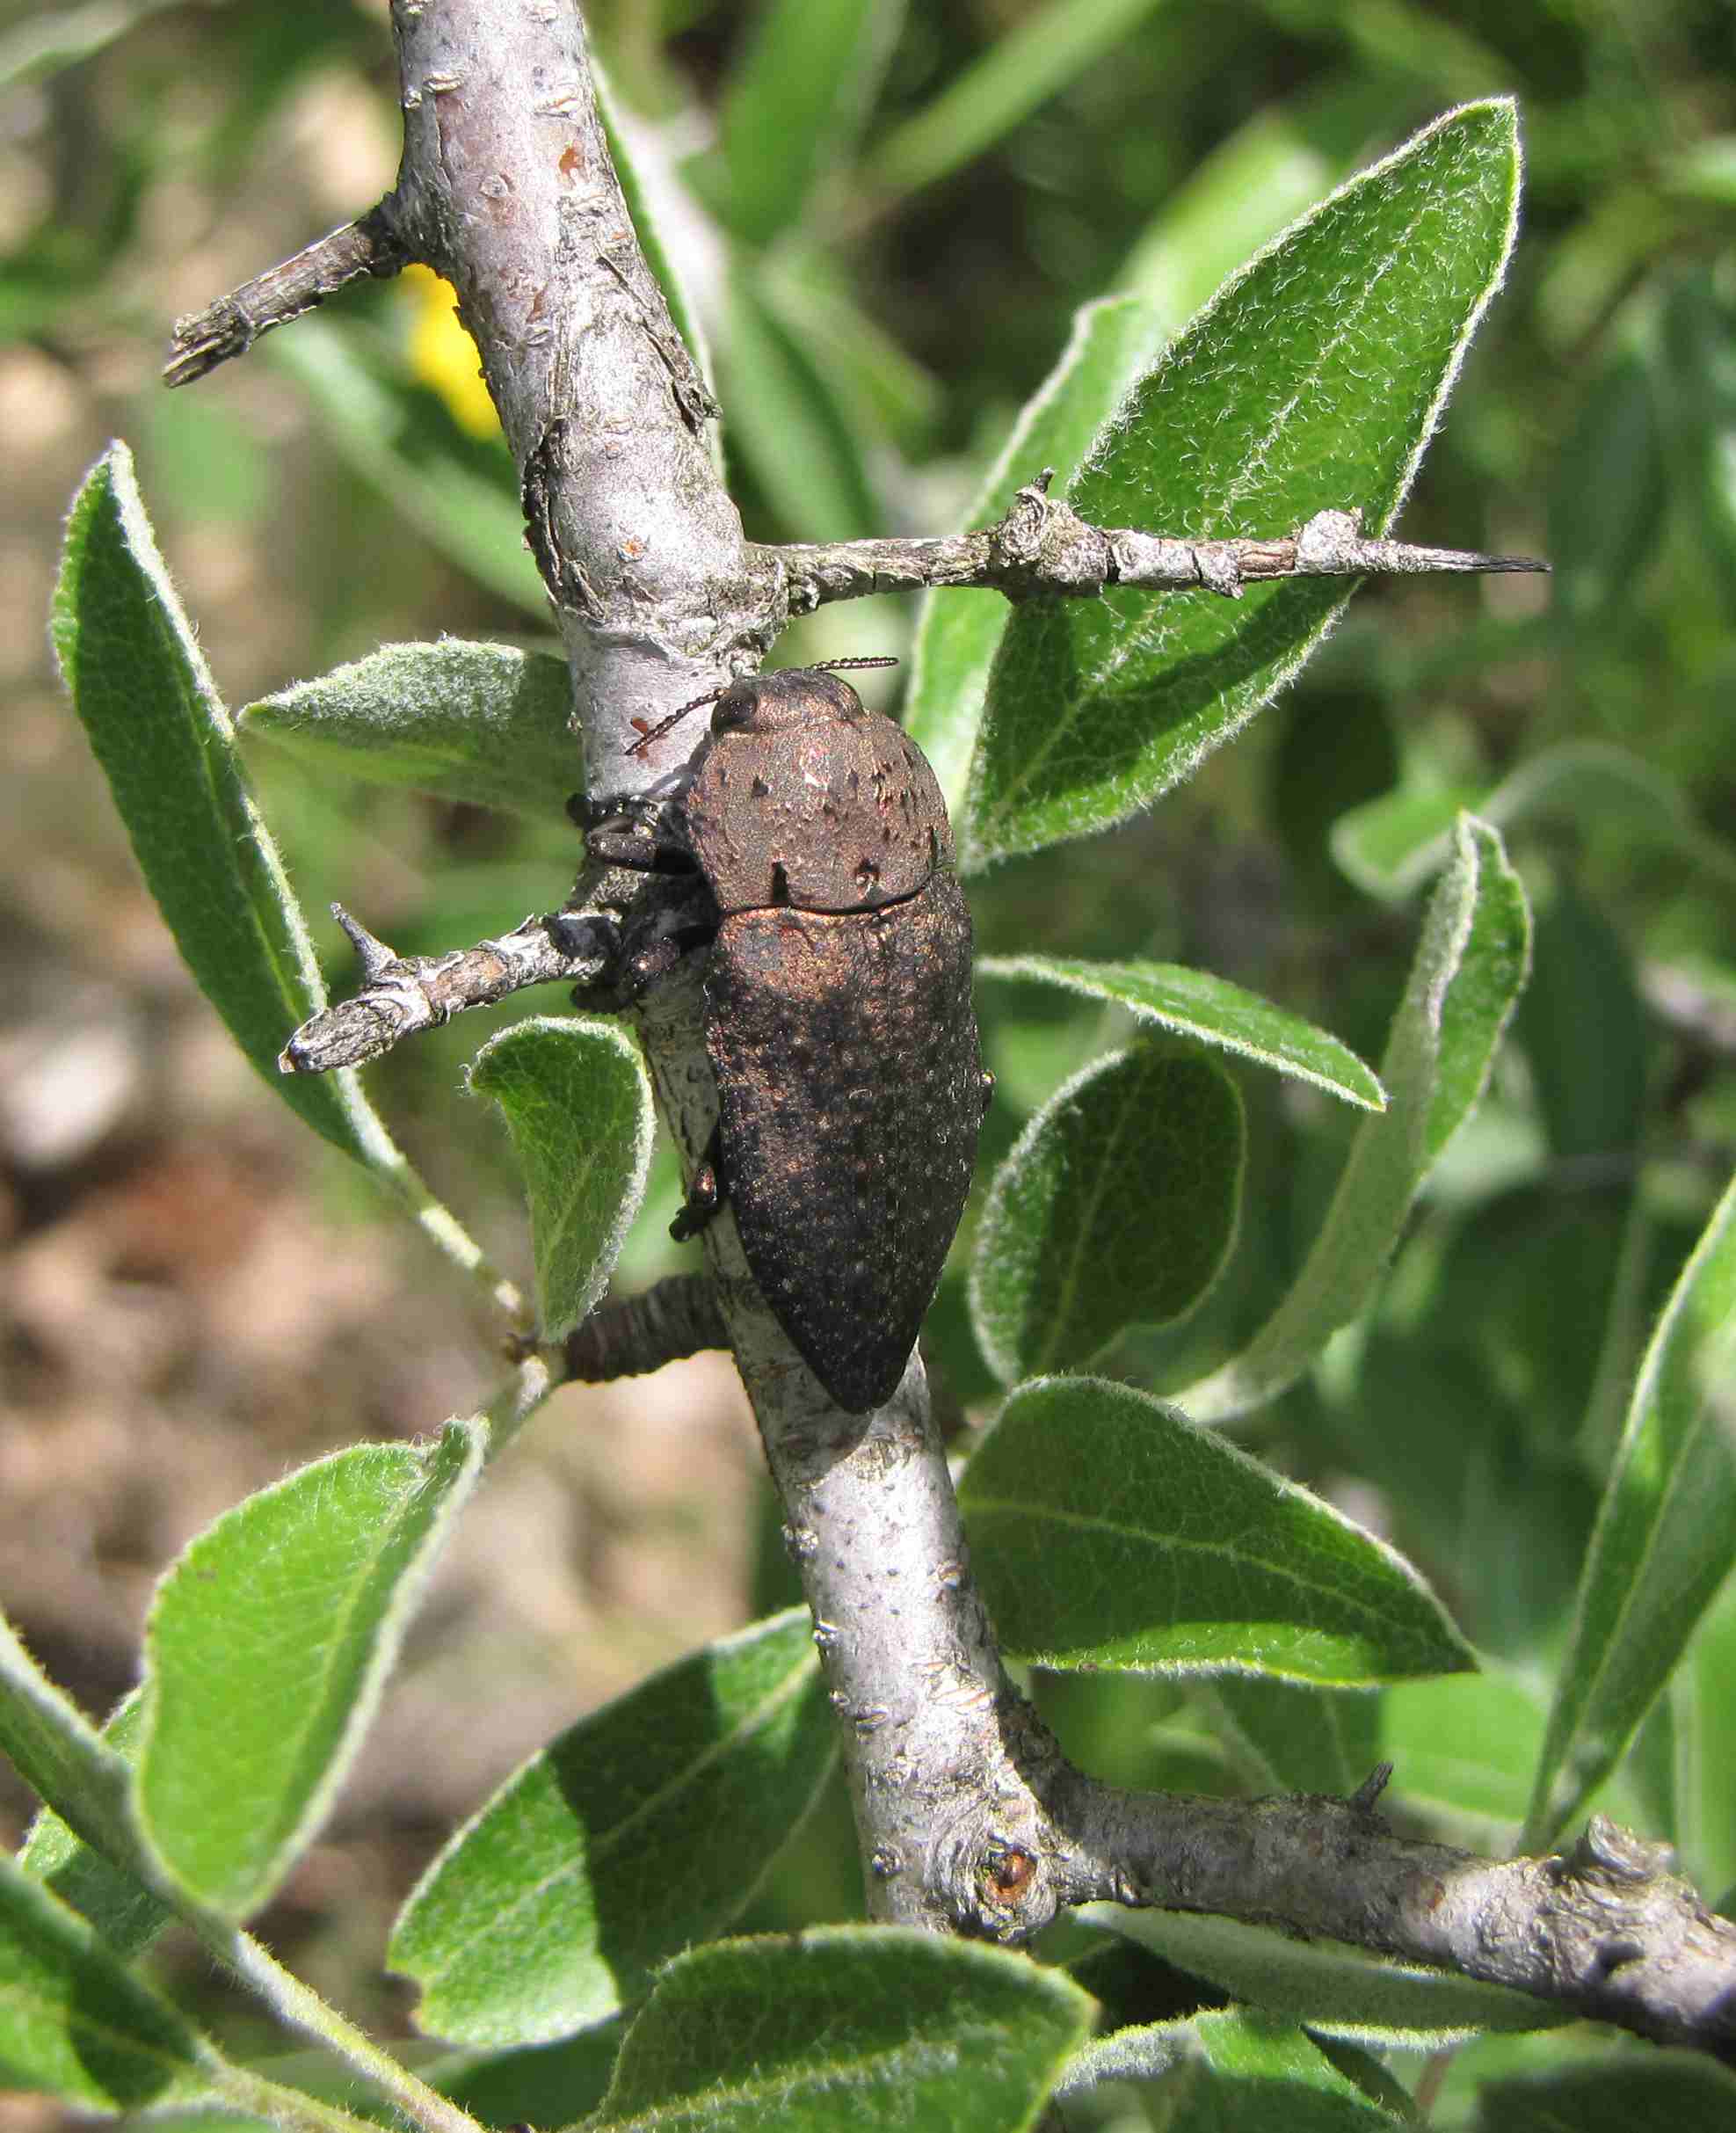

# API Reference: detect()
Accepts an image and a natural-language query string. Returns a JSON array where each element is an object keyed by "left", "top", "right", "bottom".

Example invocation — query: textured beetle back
[
  {"left": 686, "top": 707, "right": 953, "bottom": 916},
  {"left": 702, "top": 874, "right": 982, "bottom": 1412}
]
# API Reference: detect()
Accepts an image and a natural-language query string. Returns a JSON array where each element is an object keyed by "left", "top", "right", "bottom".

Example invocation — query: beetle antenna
[
  {"left": 813, "top": 656, "right": 899, "bottom": 674},
  {"left": 627, "top": 686, "right": 724, "bottom": 757}
]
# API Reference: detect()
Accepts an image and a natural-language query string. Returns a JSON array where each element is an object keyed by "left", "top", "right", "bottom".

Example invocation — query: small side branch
[
  {"left": 771, "top": 482, "right": 1545, "bottom": 612},
  {"left": 1024, "top": 1786, "right": 1736, "bottom": 2062},
  {"left": 280, "top": 902, "right": 616, "bottom": 1075},
  {"left": 562, "top": 1274, "right": 730, "bottom": 1382},
  {"left": 164, "top": 207, "right": 409, "bottom": 388}
]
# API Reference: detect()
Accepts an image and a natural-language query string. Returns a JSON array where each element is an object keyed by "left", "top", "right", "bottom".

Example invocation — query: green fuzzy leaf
[
  {"left": 468, "top": 1018, "right": 654, "bottom": 1340},
  {"left": 979, "top": 957, "right": 1385, "bottom": 1110},
  {"left": 709, "top": 0, "right": 901, "bottom": 245},
  {"left": 137, "top": 1421, "right": 484, "bottom": 1918},
  {"left": 242, "top": 640, "right": 580, "bottom": 824},
  {"left": 1086, "top": 1912, "right": 1565, "bottom": 2049},
  {"left": 1066, "top": 2008, "right": 1405, "bottom": 2122},
  {"left": 20, "top": 1692, "right": 171, "bottom": 1962},
  {"left": 0, "top": 1857, "right": 216, "bottom": 2110},
  {"left": 971, "top": 1045, "right": 1245, "bottom": 1383},
  {"left": 1182, "top": 816, "right": 1530, "bottom": 1422},
  {"left": 589, "top": 1927, "right": 1092, "bottom": 2130},
  {"left": 908, "top": 295, "right": 1166, "bottom": 819},
  {"left": 1471, "top": 2052, "right": 1736, "bottom": 2131},
  {"left": 961, "top": 100, "right": 1522, "bottom": 868},
  {"left": 48, "top": 443, "right": 404, "bottom": 1169},
  {"left": 1524, "top": 1168, "right": 1736, "bottom": 1850},
  {"left": 959, "top": 1378, "right": 1473, "bottom": 1683},
  {"left": 391, "top": 1612, "right": 837, "bottom": 2046}
]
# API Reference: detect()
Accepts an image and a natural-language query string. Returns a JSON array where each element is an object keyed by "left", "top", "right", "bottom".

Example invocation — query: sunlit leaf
[
  {"left": 959, "top": 1378, "right": 1472, "bottom": 1683},
  {"left": 137, "top": 1422, "right": 484, "bottom": 1918},
  {"left": 962, "top": 102, "right": 1521, "bottom": 867},
  {"left": 468, "top": 1018, "right": 653, "bottom": 1340},
  {"left": 391, "top": 1612, "right": 836, "bottom": 2045}
]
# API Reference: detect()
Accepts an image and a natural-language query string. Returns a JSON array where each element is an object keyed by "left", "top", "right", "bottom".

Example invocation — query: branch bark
[{"left": 176, "top": 0, "right": 1729, "bottom": 2073}]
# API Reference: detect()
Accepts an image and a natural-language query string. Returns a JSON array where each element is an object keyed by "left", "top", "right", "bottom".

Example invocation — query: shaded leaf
[
  {"left": 266, "top": 323, "right": 548, "bottom": 616},
  {"left": 863, "top": 0, "right": 1174, "bottom": 204},
  {"left": 1472, "top": 2052, "right": 1736, "bottom": 2131},
  {"left": 1086, "top": 1911, "right": 1565, "bottom": 2048},
  {"left": 20, "top": 1692, "right": 170, "bottom": 1962},
  {"left": 243, "top": 641, "right": 579, "bottom": 824},
  {"left": 979, "top": 957, "right": 1384, "bottom": 1109},
  {"left": 591, "top": 1927, "right": 1092, "bottom": 2130},
  {"left": 1379, "top": 1670, "right": 1547, "bottom": 1847},
  {"left": 391, "top": 1612, "right": 837, "bottom": 2047},
  {"left": 0, "top": 1858, "right": 215, "bottom": 2110},
  {"left": 1202, "top": 1675, "right": 1381, "bottom": 1798},
  {"left": 1332, "top": 742, "right": 1736, "bottom": 903},
  {"left": 137, "top": 1422, "right": 484, "bottom": 1918},
  {"left": 971, "top": 1045, "right": 1245, "bottom": 1383},
  {"left": 962, "top": 101, "right": 1522, "bottom": 867},
  {"left": 1524, "top": 1170, "right": 1736, "bottom": 1850},
  {"left": 48, "top": 443, "right": 403, "bottom": 1168},
  {"left": 708, "top": 0, "right": 901, "bottom": 244},
  {"left": 1065, "top": 2007, "right": 1406, "bottom": 2123},
  {"left": 1182, "top": 817, "right": 1529, "bottom": 1422},
  {"left": 716, "top": 267, "right": 881, "bottom": 540},
  {"left": 0, "top": 1615, "right": 139, "bottom": 1878},
  {"left": 959, "top": 1378, "right": 1472, "bottom": 1684},
  {"left": 467, "top": 1019, "right": 653, "bottom": 1340}
]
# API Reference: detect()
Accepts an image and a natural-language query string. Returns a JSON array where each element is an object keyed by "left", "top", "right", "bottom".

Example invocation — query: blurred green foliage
[{"left": 6, "top": 1, "right": 1736, "bottom": 2125}]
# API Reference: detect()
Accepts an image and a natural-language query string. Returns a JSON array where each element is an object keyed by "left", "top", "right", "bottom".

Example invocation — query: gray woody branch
[{"left": 185, "top": 0, "right": 1723, "bottom": 2071}]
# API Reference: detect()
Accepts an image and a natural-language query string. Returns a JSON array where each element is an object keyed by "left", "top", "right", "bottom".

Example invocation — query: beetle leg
[{"left": 670, "top": 1125, "right": 726, "bottom": 1241}]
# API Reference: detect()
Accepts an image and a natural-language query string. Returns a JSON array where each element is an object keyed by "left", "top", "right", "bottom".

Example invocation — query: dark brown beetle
[{"left": 585, "top": 661, "right": 989, "bottom": 1413}]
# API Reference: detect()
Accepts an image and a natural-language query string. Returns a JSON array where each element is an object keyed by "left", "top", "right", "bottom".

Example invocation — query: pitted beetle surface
[{"left": 587, "top": 664, "right": 990, "bottom": 1413}]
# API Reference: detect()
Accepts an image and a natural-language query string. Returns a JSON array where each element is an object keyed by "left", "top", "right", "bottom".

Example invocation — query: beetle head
[{"left": 628, "top": 658, "right": 897, "bottom": 757}]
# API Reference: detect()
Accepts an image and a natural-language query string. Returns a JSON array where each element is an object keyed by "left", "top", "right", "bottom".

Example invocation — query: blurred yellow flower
[{"left": 403, "top": 264, "right": 500, "bottom": 439}]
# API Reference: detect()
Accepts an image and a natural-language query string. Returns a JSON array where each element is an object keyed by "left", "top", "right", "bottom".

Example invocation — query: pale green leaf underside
[
  {"left": 0, "top": 1860, "right": 216, "bottom": 2110},
  {"left": 49, "top": 443, "right": 403, "bottom": 1171},
  {"left": 978, "top": 956, "right": 1385, "bottom": 1109},
  {"left": 1524, "top": 1168, "right": 1736, "bottom": 1850},
  {"left": 137, "top": 1422, "right": 484, "bottom": 1918},
  {"left": 1084, "top": 1910, "right": 1565, "bottom": 2047},
  {"left": 468, "top": 1018, "right": 654, "bottom": 1340},
  {"left": 390, "top": 1612, "right": 837, "bottom": 2046},
  {"left": 1066, "top": 2007, "right": 1399, "bottom": 2122},
  {"left": 243, "top": 640, "right": 580, "bottom": 823},
  {"left": 958, "top": 1378, "right": 1472, "bottom": 1684},
  {"left": 591, "top": 1927, "right": 1092, "bottom": 2131},
  {"left": 971, "top": 1045, "right": 1245, "bottom": 1383},
  {"left": 962, "top": 100, "right": 1522, "bottom": 868},
  {"left": 1181, "top": 816, "right": 1530, "bottom": 1422}
]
